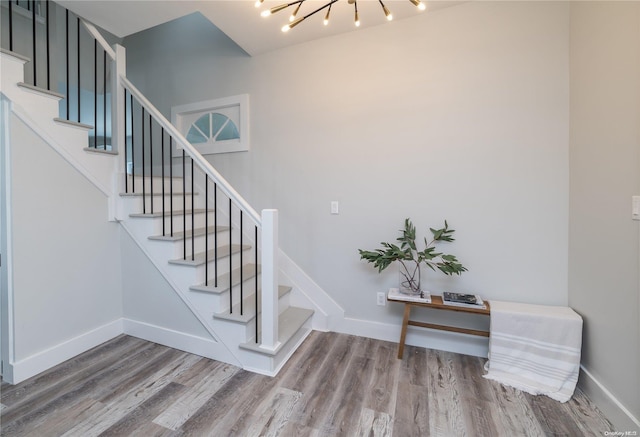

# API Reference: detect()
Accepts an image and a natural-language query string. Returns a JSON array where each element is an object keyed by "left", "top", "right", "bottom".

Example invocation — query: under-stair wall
[{"left": 1, "top": 97, "right": 122, "bottom": 383}]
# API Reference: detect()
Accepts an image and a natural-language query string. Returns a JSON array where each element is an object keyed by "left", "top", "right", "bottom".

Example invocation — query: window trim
[{"left": 171, "top": 94, "right": 249, "bottom": 156}]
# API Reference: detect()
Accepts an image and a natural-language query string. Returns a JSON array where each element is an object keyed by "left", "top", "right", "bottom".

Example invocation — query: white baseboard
[
  {"left": 578, "top": 366, "right": 640, "bottom": 432},
  {"left": 122, "top": 318, "right": 242, "bottom": 368},
  {"left": 5, "top": 319, "right": 123, "bottom": 384},
  {"left": 332, "top": 316, "right": 489, "bottom": 358}
]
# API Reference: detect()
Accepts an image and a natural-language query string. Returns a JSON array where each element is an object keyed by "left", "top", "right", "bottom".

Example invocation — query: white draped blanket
[{"left": 483, "top": 300, "right": 583, "bottom": 403}]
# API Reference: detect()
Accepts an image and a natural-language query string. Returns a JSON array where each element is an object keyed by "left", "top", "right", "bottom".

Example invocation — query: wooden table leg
[{"left": 397, "top": 303, "right": 412, "bottom": 359}]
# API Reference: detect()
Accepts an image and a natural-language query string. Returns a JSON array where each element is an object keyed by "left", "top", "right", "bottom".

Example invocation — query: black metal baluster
[
  {"left": 65, "top": 9, "right": 69, "bottom": 120},
  {"left": 191, "top": 158, "right": 194, "bottom": 261},
  {"left": 229, "top": 198, "right": 233, "bottom": 314},
  {"left": 46, "top": 0, "right": 50, "bottom": 90},
  {"left": 103, "top": 50, "right": 106, "bottom": 148},
  {"left": 255, "top": 225, "right": 259, "bottom": 343},
  {"left": 94, "top": 39, "right": 97, "bottom": 148},
  {"left": 240, "top": 210, "right": 244, "bottom": 316},
  {"left": 32, "top": 0, "right": 36, "bottom": 87},
  {"left": 141, "top": 106, "right": 146, "bottom": 214},
  {"left": 182, "top": 150, "right": 186, "bottom": 260},
  {"left": 161, "top": 127, "right": 165, "bottom": 236},
  {"left": 9, "top": 1, "right": 13, "bottom": 52},
  {"left": 76, "top": 16, "right": 80, "bottom": 123},
  {"left": 149, "top": 114, "right": 153, "bottom": 214},
  {"left": 205, "top": 174, "right": 209, "bottom": 285},
  {"left": 214, "top": 183, "right": 218, "bottom": 287},
  {"left": 124, "top": 88, "right": 128, "bottom": 193},
  {"left": 170, "top": 137, "right": 174, "bottom": 237},
  {"left": 131, "top": 94, "right": 135, "bottom": 192}
]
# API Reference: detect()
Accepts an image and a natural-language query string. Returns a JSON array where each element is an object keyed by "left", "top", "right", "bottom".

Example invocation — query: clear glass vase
[{"left": 399, "top": 264, "right": 421, "bottom": 295}]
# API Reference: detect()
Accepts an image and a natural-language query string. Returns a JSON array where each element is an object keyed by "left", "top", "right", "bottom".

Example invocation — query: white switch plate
[
  {"left": 331, "top": 201, "right": 339, "bottom": 215},
  {"left": 377, "top": 292, "right": 386, "bottom": 306},
  {"left": 633, "top": 196, "right": 640, "bottom": 221}
]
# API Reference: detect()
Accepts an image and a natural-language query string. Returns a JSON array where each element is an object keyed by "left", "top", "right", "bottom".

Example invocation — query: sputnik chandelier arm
[{"left": 257, "top": 0, "right": 427, "bottom": 32}]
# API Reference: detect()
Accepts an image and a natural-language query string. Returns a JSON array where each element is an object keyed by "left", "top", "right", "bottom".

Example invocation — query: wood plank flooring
[{"left": 0, "top": 332, "right": 615, "bottom": 436}]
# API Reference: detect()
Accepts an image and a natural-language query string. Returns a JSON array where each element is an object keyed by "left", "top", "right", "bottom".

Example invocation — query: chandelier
[{"left": 256, "top": 0, "right": 427, "bottom": 32}]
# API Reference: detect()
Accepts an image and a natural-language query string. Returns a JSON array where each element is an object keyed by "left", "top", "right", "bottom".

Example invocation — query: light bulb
[
  {"left": 282, "top": 24, "right": 291, "bottom": 32},
  {"left": 384, "top": 6, "right": 392, "bottom": 20},
  {"left": 324, "top": 5, "right": 331, "bottom": 25},
  {"left": 290, "top": 2, "right": 302, "bottom": 22},
  {"left": 355, "top": 9, "right": 359, "bottom": 27},
  {"left": 254, "top": 0, "right": 263, "bottom": 7},
  {"left": 410, "top": 0, "right": 426, "bottom": 11},
  {"left": 261, "top": 10, "right": 271, "bottom": 17}
]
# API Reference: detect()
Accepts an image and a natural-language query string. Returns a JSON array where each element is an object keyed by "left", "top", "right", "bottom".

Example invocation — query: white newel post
[
  {"left": 110, "top": 44, "right": 126, "bottom": 221},
  {"left": 260, "top": 209, "right": 280, "bottom": 351}
]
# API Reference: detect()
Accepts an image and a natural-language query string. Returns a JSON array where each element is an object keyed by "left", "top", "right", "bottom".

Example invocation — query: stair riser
[
  {"left": 143, "top": 214, "right": 225, "bottom": 236},
  {"left": 120, "top": 195, "right": 199, "bottom": 217},
  {"left": 125, "top": 176, "right": 186, "bottom": 193},
  {"left": 189, "top": 251, "right": 251, "bottom": 276},
  {"left": 216, "top": 287, "right": 290, "bottom": 317},
  {"left": 239, "top": 323, "right": 313, "bottom": 375}
]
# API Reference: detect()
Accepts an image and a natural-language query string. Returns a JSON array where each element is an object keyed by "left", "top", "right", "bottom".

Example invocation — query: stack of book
[{"left": 442, "top": 292, "right": 487, "bottom": 309}]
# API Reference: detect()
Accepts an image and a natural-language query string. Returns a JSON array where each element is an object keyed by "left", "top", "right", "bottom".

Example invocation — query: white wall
[
  {"left": 120, "top": 229, "right": 213, "bottom": 338},
  {"left": 125, "top": 2, "right": 570, "bottom": 327},
  {"left": 569, "top": 2, "right": 640, "bottom": 430},
  {"left": 7, "top": 112, "right": 122, "bottom": 378}
]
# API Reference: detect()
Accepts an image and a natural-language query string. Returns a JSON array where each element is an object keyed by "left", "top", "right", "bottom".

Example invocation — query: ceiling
[{"left": 57, "top": 0, "right": 464, "bottom": 56}]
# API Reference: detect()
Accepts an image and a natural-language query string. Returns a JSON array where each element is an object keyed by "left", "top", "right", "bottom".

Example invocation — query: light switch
[
  {"left": 633, "top": 196, "right": 640, "bottom": 221},
  {"left": 331, "top": 201, "right": 339, "bottom": 215}
]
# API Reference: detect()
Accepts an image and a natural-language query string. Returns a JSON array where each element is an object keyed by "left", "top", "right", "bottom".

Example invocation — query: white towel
[{"left": 483, "top": 300, "right": 583, "bottom": 403}]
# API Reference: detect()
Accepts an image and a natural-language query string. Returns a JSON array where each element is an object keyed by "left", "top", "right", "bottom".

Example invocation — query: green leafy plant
[{"left": 358, "top": 218, "right": 467, "bottom": 294}]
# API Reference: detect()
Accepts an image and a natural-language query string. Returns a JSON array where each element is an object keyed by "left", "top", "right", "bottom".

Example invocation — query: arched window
[
  {"left": 186, "top": 112, "right": 240, "bottom": 145},
  {"left": 172, "top": 94, "right": 249, "bottom": 155}
]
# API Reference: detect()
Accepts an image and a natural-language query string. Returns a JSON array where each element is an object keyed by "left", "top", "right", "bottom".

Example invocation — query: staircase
[{"left": 0, "top": 2, "right": 318, "bottom": 377}]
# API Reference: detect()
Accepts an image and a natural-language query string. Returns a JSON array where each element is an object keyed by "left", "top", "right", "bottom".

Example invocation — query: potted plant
[{"left": 358, "top": 218, "right": 467, "bottom": 295}]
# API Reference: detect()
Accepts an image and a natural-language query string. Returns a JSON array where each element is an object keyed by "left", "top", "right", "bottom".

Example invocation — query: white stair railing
[{"left": 116, "top": 53, "right": 279, "bottom": 351}]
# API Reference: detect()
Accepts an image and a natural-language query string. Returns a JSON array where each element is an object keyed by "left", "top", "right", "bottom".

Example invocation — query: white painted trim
[
  {"left": 243, "top": 328, "right": 313, "bottom": 377},
  {"left": 0, "top": 97, "right": 15, "bottom": 380},
  {"left": 171, "top": 94, "right": 249, "bottom": 155},
  {"left": 122, "top": 319, "right": 242, "bottom": 367},
  {"left": 279, "top": 250, "right": 344, "bottom": 321},
  {"left": 80, "top": 19, "right": 116, "bottom": 60},
  {"left": 6, "top": 319, "right": 123, "bottom": 384},
  {"left": 578, "top": 365, "right": 640, "bottom": 432},
  {"left": 261, "top": 209, "right": 279, "bottom": 350}
]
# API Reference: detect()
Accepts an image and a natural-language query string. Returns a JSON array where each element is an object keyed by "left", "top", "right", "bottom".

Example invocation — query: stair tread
[
  {"left": 17, "top": 82, "right": 65, "bottom": 100},
  {"left": 1, "top": 48, "right": 30, "bottom": 62},
  {"left": 130, "top": 208, "right": 215, "bottom": 218},
  {"left": 149, "top": 225, "right": 229, "bottom": 241},
  {"left": 83, "top": 147, "right": 117, "bottom": 155},
  {"left": 239, "top": 307, "right": 314, "bottom": 356},
  {"left": 213, "top": 285, "right": 293, "bottom": 323},
  {"left": 190, "top": 263, "right": 261, "bottom": 294},
  {"left": 53, "top": 118, "right": 94, "bottom": 130},
  {"left": 169, "top": 244, "right": 251, "bottom": 267}
]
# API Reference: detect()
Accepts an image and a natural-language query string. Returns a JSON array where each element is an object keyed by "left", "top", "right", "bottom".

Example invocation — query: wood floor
[{"left": 1, "top": 332, "right": 614, "bottom": 436}]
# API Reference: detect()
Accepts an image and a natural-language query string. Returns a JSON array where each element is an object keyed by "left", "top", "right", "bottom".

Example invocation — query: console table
[{"left": 388, "top": 294, "right": 491, "bottom": 359}]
